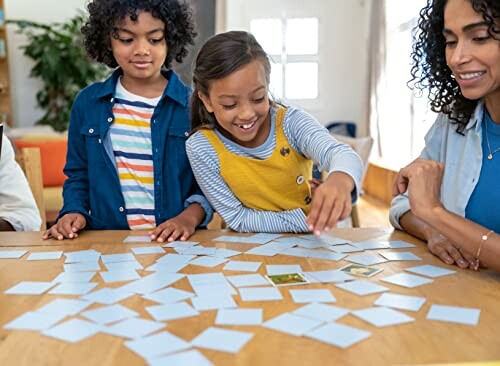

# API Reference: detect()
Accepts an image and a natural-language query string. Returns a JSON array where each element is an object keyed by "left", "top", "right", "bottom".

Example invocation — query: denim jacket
[
  {"left": 390, "top": 101, "right": 484, "bottom": 230},
  {"left": 58, "top": 68, "right": 213, "bottom": 229}
]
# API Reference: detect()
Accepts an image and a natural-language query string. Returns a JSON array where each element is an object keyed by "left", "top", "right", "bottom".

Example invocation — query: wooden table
[{"left": 0, "top": 228, "right": 499, "bottom": 366}]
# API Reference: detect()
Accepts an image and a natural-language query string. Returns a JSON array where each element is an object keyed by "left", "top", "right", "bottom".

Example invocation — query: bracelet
[{"left": 473, "top": 230, "right": 494, "bottom": 271}]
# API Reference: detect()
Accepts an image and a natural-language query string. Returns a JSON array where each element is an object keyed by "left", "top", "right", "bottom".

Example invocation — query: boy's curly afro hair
[
  {"left": 410, "top": 0, "right": 499, "bottom": 133},
  {"left": 82, "top": 0, "right": 197, "bottom": 69}
]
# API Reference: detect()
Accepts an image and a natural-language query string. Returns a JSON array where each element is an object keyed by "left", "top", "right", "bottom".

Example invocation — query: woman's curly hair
[
  {"left": 410, "top": 0, "right": 499, "bottom": 133},
  {"left": 81, "top": 0, "right": 196, "bottom": 69}
]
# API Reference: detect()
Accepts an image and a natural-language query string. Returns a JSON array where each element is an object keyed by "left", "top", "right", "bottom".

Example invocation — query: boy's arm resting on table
[
  {"left": 0, "top": 134, "right": 41, "bottom": 231},
  {"left": 186, "top": 137, "right": 309, "bottom": 233},
  {"left": 184, "top": 194, "right": 213, "bottom": 228}
]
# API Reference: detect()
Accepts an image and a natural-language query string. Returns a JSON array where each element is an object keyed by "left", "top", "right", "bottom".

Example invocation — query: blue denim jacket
[
  {"left": 390, "top": 101, "right": 484, "bottom": 230},
  {"left": 58, "top": 68, "right": 213, "bottom": 229}
]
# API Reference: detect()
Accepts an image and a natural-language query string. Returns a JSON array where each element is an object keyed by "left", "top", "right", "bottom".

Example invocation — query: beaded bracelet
[{"left": 473, "top": 230, "right": 494, "bottom": 271}]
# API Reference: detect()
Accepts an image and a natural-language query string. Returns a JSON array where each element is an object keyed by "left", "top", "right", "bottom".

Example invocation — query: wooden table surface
[{"left": 0, "top": 228, "right": 499, "bottom": 366}]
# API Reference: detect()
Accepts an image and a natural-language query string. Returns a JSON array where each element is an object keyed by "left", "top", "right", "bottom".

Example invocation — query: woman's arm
[{"left": 394, "top": 158, "right": 499, "bottom": 271}]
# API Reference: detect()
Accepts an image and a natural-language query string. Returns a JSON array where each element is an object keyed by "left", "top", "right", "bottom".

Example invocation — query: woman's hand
[
  {"left": 306, "top": 171, "right": 354, "bottom": 235},
  {"left": 43, "top": 213, "right": 87, "bottom": 240},
  {"left": 393, "top": 158, "right": 444, "bottom": 221}
]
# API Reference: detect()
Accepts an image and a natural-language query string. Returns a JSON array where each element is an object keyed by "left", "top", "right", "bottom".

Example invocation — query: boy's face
[{"left": 110, "top": 11, "right": 167, "bottom": 85}]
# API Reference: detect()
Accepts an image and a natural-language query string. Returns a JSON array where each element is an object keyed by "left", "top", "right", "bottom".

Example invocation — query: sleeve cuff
[
  {"left": 184, "top": 194, "right": 214, "bottom": 228},
  {"left": 389, "top": 194, "right": 411, "bottom": 230}
]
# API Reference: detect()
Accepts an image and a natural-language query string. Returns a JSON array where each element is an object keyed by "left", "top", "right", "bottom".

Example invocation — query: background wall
[
  {"left": 6, "top": 0, "right": 370, "bottom": 135},
  {"left": 5, "top": 0, "right": 87, "bottom": 127}
]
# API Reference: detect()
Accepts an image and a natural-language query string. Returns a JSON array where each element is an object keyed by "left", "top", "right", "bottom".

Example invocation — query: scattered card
[
  {"left": 4, "top": 311, "right": 67, "bottom": 331},
  {"left": 5, "top": 281, "right": 55, "bottom": 295},
  {"left": 405, "top": 264, "right": 456, "bottom": 278},
  {"left": 27, "top": 251, "right": 63, "bottom": 261},
  {"left": 385, "top": 240, "right": 416, "bottom": 249},
  {"left": 263, "top": 313, "right": 323, "bottom": 336},
  {"left": 191, "top": 327, "right": 253, "bottom": 353},
  {"left": 142, "top": 287, "right": 194, "bottom": 304},
  {"left": 148, "top": 350, "right": 213, "bottom": 366},
  {"left": 352, "top": 306, "right": 415, "bottom": 327},
  {"left": 239, "top": 287, "right": 283, "bottom": 301},
  {"left": 346, "top": 253, "right": 387, "bottom": 266},
  {"left": 292, "top": 303, "right": 349, "bottom": 322},
  {"left": 427, "top": 304, "right": 480, "bottom": 325},
  {"left": 226, "top": 274, "right": 269, "bottom": 288},
  {"left": 266, "top": 264, "right": 303, "bottom": 276},
  {"left": 336, "top": 280, "right": 389, "bottom": 296},
  {"left": 374, "top": 293, "right": 426, "bottom": 312},
  {"left": 340, "top": 264, "right": 383, "bottom": 278},
  {"left": 125, "top": 331, "right": 190, "bottom": 360},
  {"left": 223, "top": 260, "right": 262, "bottom": 272},
  {"left": 380, "top": 251, "right": 422, "bottom": 261},
  {"left": 0, "top": 250, "right": 27, "bottom": 259},
  {"left": 352, "top": 241, "right": 390, "bottom": 250},
  {"left": 305, "top": 322, "right": 371, "bottom": 348},
  {"left": 266, "top": 273, "right": 309, "bottom": 287},
  {"left": 42, "top": 318, "right": 102, "bottom": 343},
  {"left": 123, "top": 235, "right": 152, "bottom": 243},
  {"left": 130, "top": 246, "right": 164, "bottom": 255},
  {"left": 380, "top": 273, "right": 433, "bottom": 288},
  {"left": 289, "top": 289, "right": 336, "bottom": 303},
  {"left": 146, "top": 302, "right": 199, "bottom": 321},
  {"left": 215, "top": 308, "right": 263, "bottom": 326},
  {"left": 103, "top": 317, "right": 165, "bottom": 339},
  {"left": 82, "top": 304, "right": 138, "bottom": 325}
]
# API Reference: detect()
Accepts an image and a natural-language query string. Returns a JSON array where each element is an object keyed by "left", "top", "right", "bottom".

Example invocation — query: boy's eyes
[{"left": 116, "top": 37, "right": 165, "bottom": 44}]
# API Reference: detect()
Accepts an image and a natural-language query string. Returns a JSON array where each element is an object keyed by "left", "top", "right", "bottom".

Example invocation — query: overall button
[
  {"left": 184, "top": 132, "right": 189, "bottom": 137},
  {"left": 88, "top": 128, "right": 94, "bottom": 134},
  {"left": 304, "top": 195, "right": 312, "bottom": 204},
  {"left": 110, "top": 97, "right": 114, "bottom": 103},
  {"left": 280, "top": 146, "right": 290, "bottom": 157},
  {"left": 107, "top": 117, "right": 113, "bottom": 123},
  {"left": 296, "top": 175, "right": 305, "bottom": 185},
  {"left": 119, "top": 206, "right": 124, "bottom": 212},
  {"left": 98, "top": 138, "right": 102, "bottom": 144}
]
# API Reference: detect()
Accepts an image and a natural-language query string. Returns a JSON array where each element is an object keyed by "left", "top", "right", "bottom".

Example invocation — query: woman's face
[{"left": 444, "top": 0, "right": 500, "bottom": 103}]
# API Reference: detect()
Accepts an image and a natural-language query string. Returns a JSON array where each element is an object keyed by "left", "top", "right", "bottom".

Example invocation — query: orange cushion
[{"left": 14, "top": 139, "right": 68, "bottom": 187}]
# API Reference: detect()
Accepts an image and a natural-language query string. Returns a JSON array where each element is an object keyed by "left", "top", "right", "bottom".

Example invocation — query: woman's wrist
[{"left": 419, "top": 204, "right": 446, "bottom": 225}]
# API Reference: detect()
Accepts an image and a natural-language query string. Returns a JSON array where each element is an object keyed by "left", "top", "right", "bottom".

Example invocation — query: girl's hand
[
  {"left": 306, "top": 171, "right": 354, "bottom": 235},
  {"left": 393, "top": 158, "right": 444, "bottom": 220},
  {"left": 42, "top": 213, "right": 87, "bottom": 240},
  {"left": 308, "top": 178, "right": 323, "bottom": 196},
  {"left": 149, "top": 207, "right": 201, "bottom": 243}
]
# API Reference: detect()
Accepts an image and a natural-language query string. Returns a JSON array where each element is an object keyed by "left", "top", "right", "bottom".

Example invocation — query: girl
[
  {"left": 186, "top": 31, "right": 363, "bottom": 234},
  {"left": 391, "top": 0, "right": 500, "bottom": 270},
  {"left": 43, "top": 0, "right": 212, "bottom": 242}
]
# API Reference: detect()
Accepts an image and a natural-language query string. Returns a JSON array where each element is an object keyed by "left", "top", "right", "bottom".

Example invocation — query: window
[
  {"left": 371, "top": 0, "right": 437, "bottom": 170},
  {"left": 250, "top": 17, "right": 319, "bottom": 100}
]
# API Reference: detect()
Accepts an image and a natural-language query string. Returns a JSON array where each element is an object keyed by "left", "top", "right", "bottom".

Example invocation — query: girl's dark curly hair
[
  {"left": 81, "top": 0, "right": 196, "bottom": 69},
  {"left": 410, "top": 0, "right": 499, "bottom": 133}
]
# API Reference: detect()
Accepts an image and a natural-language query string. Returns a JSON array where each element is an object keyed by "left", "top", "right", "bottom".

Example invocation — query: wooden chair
[{"left": 15, "top": 147, "right": 46, "bottom": 230}]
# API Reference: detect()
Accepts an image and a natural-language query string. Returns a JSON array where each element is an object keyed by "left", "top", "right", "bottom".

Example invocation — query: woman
[{"left": 390, "top": 0, "right": 500, "bottom": 271}]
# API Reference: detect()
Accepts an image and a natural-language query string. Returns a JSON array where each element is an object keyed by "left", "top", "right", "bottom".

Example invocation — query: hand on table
[
  {"left": 149, "top": 213, "right": 197, "bottom": 243},
  {"left": 43, "top": 213, "right": 87, "bottom": 240},
  {"left": 306, "top": 171, "right": 354, "bottom": 235}
]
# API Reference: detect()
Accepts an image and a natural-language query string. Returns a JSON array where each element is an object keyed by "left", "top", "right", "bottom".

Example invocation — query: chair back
[{"left": 15, "top": 147, "right": 46, "bottom": 230}]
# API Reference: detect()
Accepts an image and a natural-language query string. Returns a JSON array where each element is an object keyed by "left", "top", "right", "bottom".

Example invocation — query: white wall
[
  {"left": 224, "top": 0, "right": 371, "bottom": 135},
  {"left": 5, "top": 0, "right": 87, "bottom": 127}
]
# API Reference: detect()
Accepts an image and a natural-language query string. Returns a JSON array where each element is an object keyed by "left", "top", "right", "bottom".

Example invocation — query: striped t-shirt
[{"left": 110, "top": 79, "right": 161, "bottom": 230}]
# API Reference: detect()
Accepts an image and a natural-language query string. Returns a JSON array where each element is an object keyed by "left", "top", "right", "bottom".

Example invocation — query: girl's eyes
[
  {"left": 253, "top": 97, "right": 265, "bottom": 103},
  {"left": 472, "top": 36, "right": 490, "bottom": 43},
  {"left": 221, "top": 104, "right": 236, "bottom": 110}
]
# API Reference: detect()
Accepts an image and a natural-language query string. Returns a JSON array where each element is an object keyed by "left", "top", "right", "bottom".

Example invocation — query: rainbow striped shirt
[{"left": 110, "top": 79, "right": 161, "bottom": 230}]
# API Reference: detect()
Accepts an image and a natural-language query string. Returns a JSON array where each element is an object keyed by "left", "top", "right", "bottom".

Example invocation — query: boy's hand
[
  {"left": 306, "top": 172, "right": 354, "bottom": 235},
  {"left": 149, "top": 203, "right": 204, "bottom": 243},
  {"left": 43, "top": 213, "right": 87, "bottom": 240}
]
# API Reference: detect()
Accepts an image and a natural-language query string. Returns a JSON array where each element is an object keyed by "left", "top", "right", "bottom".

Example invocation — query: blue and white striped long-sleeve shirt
[{"left": 186, "top": 106, "right": 363, "bottom": 233}]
